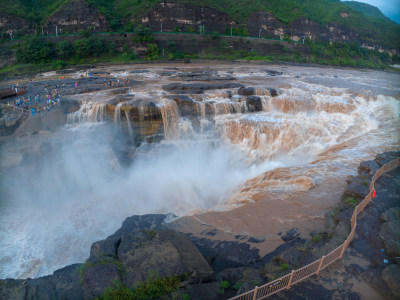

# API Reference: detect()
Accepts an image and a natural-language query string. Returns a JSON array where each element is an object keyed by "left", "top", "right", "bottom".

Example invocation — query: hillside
[
  {"left": 0, "top": 0, "right": 399, "bottom": 50},
  {"left": 344, "top": 1, "right": 387, "bottom": 20}
]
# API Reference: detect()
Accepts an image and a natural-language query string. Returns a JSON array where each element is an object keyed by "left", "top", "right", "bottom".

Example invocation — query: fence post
[
  {"left": 287, "top": 270, "right": 295, "bottom": 289},
  {"left": 252, "top": 286, "right": 259, "bottom": 300},
  {"left": 316, "top": 256, "right": 325, "bottom": 275}
]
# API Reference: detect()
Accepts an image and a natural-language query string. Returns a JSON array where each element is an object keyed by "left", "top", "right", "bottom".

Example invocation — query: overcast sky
[{"left": 343, "top": 0, "right": 400, "bottom": 23}]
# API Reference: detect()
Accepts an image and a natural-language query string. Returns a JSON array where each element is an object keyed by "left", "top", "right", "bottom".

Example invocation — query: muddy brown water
[{"left": 0, "top": 62, "right": 399, "bottom": 279}]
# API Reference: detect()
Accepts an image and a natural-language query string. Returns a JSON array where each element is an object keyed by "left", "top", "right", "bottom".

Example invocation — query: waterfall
[
  {"left": 67, "top": 102, "right": 107, "bottom": 124},
  {"left": 155, "top": 98, "right": 181, "bottom": 140},
  {"left": 90, "top": 103, "right": 107, "bottom": 122},
  {"left": 114, "top": 103, "right": 123, "bottom": 133},
  {"left": 124, "top": 110, "right": 134, "bottom": 141}
]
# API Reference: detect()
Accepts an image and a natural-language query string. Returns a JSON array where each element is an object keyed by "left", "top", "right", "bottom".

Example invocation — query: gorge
[{"left": 0, "top": 62, "right": 399, "bottom": 298}]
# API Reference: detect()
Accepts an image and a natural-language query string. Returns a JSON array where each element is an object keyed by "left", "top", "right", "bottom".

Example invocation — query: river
[{"left": 0, "top": 62, "right": 399, "bottom": 279}]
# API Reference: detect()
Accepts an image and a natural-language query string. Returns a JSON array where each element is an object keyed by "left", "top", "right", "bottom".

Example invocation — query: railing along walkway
[{"left": 230, "top": 157, "right": 400, "bottom": 300}]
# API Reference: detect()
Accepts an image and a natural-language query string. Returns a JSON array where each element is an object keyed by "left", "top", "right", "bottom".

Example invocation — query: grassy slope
[
  {"left": 0, "top": 0, "right": 69, "bottom": 23},
  {"left": 344, "top": 1, "right": 387, "bottom": 19},
  {"left": 77, "top": 0, "right": 400, "bottom": 48},
  {"left": 0, "top": 0, "right": 399, "bottom": 48}
]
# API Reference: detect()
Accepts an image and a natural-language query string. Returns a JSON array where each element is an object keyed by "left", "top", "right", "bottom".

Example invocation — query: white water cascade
[{"left": 0, "top": 65, "right": 399, "bottom": 281}]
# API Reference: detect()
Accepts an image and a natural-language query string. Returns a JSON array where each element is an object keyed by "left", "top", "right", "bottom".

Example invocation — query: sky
[{"left": 343, "top": 0, "right": 400, "bottom": 23}]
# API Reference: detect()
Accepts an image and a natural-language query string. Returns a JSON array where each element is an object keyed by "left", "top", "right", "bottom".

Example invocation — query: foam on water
[{"left": 0, "top": 65, "right": 399, "bottom": 280}]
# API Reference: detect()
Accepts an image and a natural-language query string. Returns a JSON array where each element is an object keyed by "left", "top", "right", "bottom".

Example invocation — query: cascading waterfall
[
  {"left": 67, "top": 102, "right": 108, "bottom": 124},
  {"left": 154, "top": 98, "right": 181, "bottom": 140},
  {"left": 1, "top": 65, "right": 399, "bottom": 281},
  {"left": 114, "top": 102, "right": 124, "bottom": 133},
  {"left": 124, "top": 110, "right": 134, "bottom": 141}
]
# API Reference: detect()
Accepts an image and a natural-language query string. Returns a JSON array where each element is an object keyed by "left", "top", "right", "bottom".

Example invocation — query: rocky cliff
[
  {"left": 44, "top": 0, "right": 108, "bottom": 35},
  {"left": 141, "top": 1, "right": 236, "bottom": 33},
  {"left": 1, "top": 0, "right": 398, "bottom": 53}
]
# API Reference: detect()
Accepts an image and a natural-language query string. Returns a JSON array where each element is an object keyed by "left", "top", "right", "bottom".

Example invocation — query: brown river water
[{"left": 0, "top": 62, "right": 399, "bottom": 279}]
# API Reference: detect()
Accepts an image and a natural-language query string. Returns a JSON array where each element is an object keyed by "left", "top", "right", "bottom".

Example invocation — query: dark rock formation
[
  {"left": 238, "top": 87, "right": 255, "bottom": 96},
  {"left": 115, "top": 229, "right": 213, "bottom": 287},
  {"left": 167, "top": 95, "right": 198, "bottom": 118},
  {"left": 266, "top": 87, "right": 281, "bottom": 97},
  {"left": 281, "top": 228, "right": 301, "bottom": 243},
  {"left": 44, "top": 0, "right": 108, "bottom": 35},
  {"left": 358, "top": 159, "right": 380, "bottom": 176},
  {"left": 141, "top": 0, "right": 236, "bottom": 33},
  {"left": 185, "top": 237, "right": 261, "bottom": 273},
  {"left": 82, "top": 263, "right": 121, "bottom": 299},
  {"left": 343, "top": 178, "right": 369, "bottom": 199},
  {"left": 246, "top": 96, "right": 263, "bottom": 112},
  {"left": 162, "top": 82, "right": 242, "bottom": 94},
  {"left": 0, "top": 12, "right": 35, "bottom": 36},
  {"left": 379, "top": 207, "right": 400, "bottom": 256},
  {"left": 382, "top": 264, "right": 400, "bottom": 298},
  {"left": 264, "top": 69, "right": 284, "bottom": 76}
]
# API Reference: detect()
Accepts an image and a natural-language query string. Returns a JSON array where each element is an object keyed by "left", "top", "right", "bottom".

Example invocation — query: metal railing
[{"left": 230, "top": 157, "right": 400, "bottom": 300}]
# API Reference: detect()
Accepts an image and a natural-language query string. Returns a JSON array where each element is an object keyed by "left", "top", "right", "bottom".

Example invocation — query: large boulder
[
  {"left": 167, "top": 95, "right": 199, "bottom": 118},
  {"left": 238, "top": 87, "right": 255, "bottom": 96},
  {"left": 117, "top": 229, "right": 213, "bottom": 287},
  {"left": 343, "top": 178, "right": 369, "bottom": 200},
  {"left": 358, "top": 159, "right": 380, "bottom": 177},
  {"left": 266, "top": 87, "right": 282, "bottom": 97},
  {"left": 246, "top": 96, "right": 263, "bottom": 112}
]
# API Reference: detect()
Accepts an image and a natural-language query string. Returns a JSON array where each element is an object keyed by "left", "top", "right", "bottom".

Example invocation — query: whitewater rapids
[{"left": 0, "top": 63, "right": 399, "bottom": 279}]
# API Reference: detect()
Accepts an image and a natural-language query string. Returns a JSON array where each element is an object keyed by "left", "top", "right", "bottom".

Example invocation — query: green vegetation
[
  {"left": 99, "top": 274, "right": 182, "bottom": 300},
  {"left": 1, "top": 0, "right": 399, "bottom": 48},
  {"left": 218, "top": 280, "right": 230, "bottom": 294},
  {"left": 233, "top": 282, "right": 243, "bottom": 290},
  {"left": 280, "top": 263, "right": 289, "bottom": 271},
  {"left": 344, "top": 1, "right": 388, "bottom": 20},
  {"left": 343, "top": 196, "right": 358, "bottom": 208},
  {"left": 14, "top": 35, "right": 114, "bottom": 66},
  {"left": 361, "top": 180, "right": 370, "bottom": 186},
  {"left": 309, "top": 40, "right": 389, "bottom": 68},
  {"left": 0, "top": 0, "right": 69, "bottom": 23},
  {"left": 311, "top": 233, "right": 322, "bottom": 243}
]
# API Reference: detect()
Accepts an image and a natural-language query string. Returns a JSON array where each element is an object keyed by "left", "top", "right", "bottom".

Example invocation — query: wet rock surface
[{"left": 162, "top": 82, "right": 242, "bottom": 94}]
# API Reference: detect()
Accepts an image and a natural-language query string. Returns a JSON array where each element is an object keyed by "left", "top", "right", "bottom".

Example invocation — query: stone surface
[
  {"left": 44, "top": 0, "right": 108, "bottom": 35},
  {"left": 162, "top": 82, "right": 242, "bottom": 94},
  {"left": 281, "top": 228, "right": 300, "bottom": 242},
  {"left": 142, "top": 0, "right": 236, "bottom": 33},
  {"left": 380, "top": 207, "right": 400, "bottom": 223},
  {"left": 343, "top": 179, "right": 369, "bottom": 199},
  {"left": 0, "top": 279, "right": 26, "bottom": 300},
  {"left": 238, "top": 87, "right": 255, "bottom": 96},
  {"left": 246, "top": 96, "right": 263, "bottom": 112},
  {"left": 382, "top": 264, "right": 400, "bottom": 298},
  {"left": 118, "top": 229, "right": 213, "bottom": 287},
  {"left": 358, "top": 159, "right": 380, "bottom": 176},
  {"left": 379, "top": 219, "right": 400, "bottom": 256},
  {"left": 82, "top": 263, "right": 121, "bottom": 299}
]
